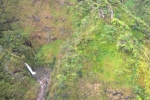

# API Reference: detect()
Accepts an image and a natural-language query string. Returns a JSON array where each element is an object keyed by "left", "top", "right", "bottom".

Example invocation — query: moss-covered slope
[
  {"left": 1, "top": 0, "right": 150, "bottom": 100},
  {"left": 48, "top": 0, "right": 150, "bottom": 100}
]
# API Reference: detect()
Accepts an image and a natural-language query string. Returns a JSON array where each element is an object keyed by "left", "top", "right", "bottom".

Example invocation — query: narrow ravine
[
  {"left": 37, "top": 75, "right": 49, "bottom": 100},
  {"left": 25, "top": 63, "right": 50, "bottom": 100}
]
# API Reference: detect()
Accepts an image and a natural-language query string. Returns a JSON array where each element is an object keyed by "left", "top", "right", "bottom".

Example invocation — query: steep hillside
[
  {"left": 0, "top": 0, "right": 150, "bottom": 100},
  {"left": 0, "top": 0, "right": 75, "bottom": 99},
  {"left": 48, "top": 0, "right": 150, "bottom": 99}
]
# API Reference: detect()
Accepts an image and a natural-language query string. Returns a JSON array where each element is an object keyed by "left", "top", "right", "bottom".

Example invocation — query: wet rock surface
[
  {"left": 33, "top": 67, "right": 50, "bottom": 100},
  {"left": 37, "top": 76, "right": 49, "bottom": 100},
  {"left": 33, "top": 67, "right": 50, "bottom": 80}
]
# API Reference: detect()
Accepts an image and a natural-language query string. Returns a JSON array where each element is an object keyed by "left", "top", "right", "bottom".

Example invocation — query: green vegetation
[
  {"left": 35, "top": 39, "right": 63, "bottom": 67},
  {"left": 0, "top": 0, "right": 150, "bottom": 100}
]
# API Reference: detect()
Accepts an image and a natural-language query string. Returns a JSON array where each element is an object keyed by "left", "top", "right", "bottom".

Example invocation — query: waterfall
[{"left": 25, "top": 63, "right": 36, "bottom": 75}]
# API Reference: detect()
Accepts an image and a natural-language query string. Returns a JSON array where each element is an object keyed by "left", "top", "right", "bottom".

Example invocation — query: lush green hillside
[
  {"left": 48, "top": 0, "right": 150, "bottom": 99},
  {"left": 0, "top": 0, "right": 150, "bottom": 100}
]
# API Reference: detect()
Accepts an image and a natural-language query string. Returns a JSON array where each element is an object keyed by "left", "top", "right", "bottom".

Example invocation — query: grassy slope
[
  {"left": 7, "top": 0, "right": 149, "bottom": 99},
  {"left": 47, "top": 0, "right": 150, "bottom": 100},
  {"left": 1, "top": 0, "right": 76, "bottom": 100},
  {"left": 20, "top": 0, "right": 77, "bottom": 66},
  {"left": 2, "top": 0, "right": 150, "bottom": 99}
]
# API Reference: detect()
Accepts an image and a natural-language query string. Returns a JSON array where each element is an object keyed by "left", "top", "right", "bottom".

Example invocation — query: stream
[
  {"left": 25, "top": 63, "right": 50, "bottom": 100},
  {"left": 37, "top": 75, "right": 49, "bottom": 100}
]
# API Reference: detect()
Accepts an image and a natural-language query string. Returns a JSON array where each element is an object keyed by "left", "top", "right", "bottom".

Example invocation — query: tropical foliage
[{"left": 0, "top": 0, "right": 150, "bottom": 100}]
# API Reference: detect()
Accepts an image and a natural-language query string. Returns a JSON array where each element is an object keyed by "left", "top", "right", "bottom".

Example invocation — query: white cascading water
[{"left": 25, "top": 63, "right": 36, "bottom": 75}]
